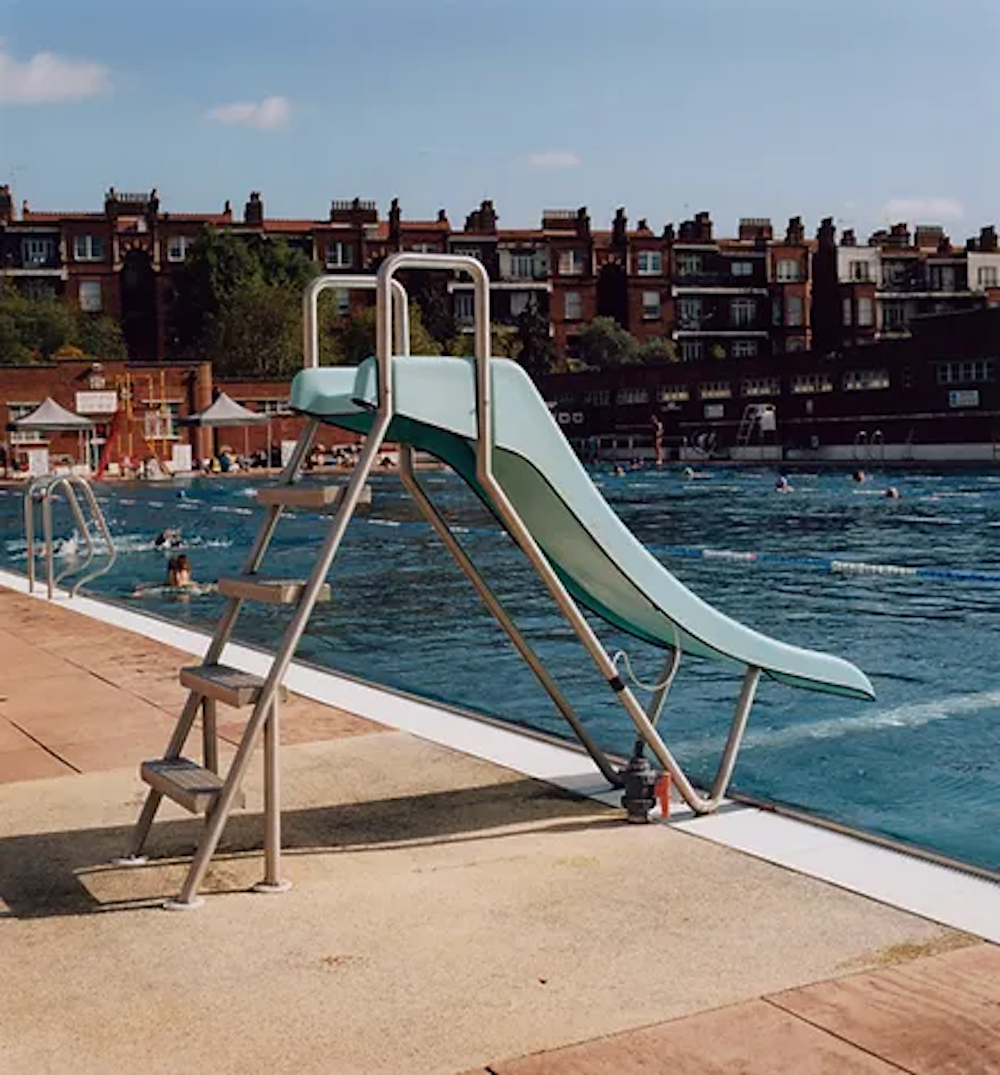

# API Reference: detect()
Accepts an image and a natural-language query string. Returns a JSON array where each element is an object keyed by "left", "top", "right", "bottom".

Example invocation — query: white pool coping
[{"left": 2, "top": 566, "right": 997, "bottom": 943}]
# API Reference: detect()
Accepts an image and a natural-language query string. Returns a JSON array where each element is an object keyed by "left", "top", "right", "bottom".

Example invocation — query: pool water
[{"left": 3, "top": 465, "right": 1000, "bottom": 873}]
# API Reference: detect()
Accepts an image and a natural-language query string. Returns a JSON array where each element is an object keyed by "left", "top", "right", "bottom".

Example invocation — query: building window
[
  {"left": 659, "top": 384, "right": 689, "bottom": 402},
  {"left": 636, "top": 250, "right": 662, "bottom": 275},
  {"left": 583, "top": 389, "right": 610, "bottom": 406},
  {"left": 454, "top": 291, "right": 474, "bottom": 324},
  {"left": 332, "top": 289, "right": 350, "bottom": 317},
  {"left": 743, "top": 377, "right": 780, "bottom": 397},
  {"left": 730, "top": 261, "right": 753, "bottom": 277},
  {"left": 775, "top": 258, "right": 801, "bottom": 281},
  {"left": 882, "top": 261, "right": 906, "bottom": 288},
  {"left": 676, "top": 252, "right": 703, "bottom": 277},
  {"left": 699, "top": 381, "right": 732, "bottom": 399},
  {"left": 642, "top": 291, "right": 661, "bottom": 320},
  {"left": 240, "top": 398, "right": 291, "bottom": 415},
  {"left": 844, "top": 370, "right": 890, "bottom": 391},
  {"left": 732, "top": 340, "right": 758, "bottom": 358},
  {"left": 166, "top": 236, "right": 193, "bottom": 262},
  {"left": 8, "top": 401, "right": 44, "bottom": 444},
  {"left": 848, "top": 260, "right": 871, "bottom": 282},
  {"left": 786, "top": 295, "right": 804, "bottom": 326},
  {"left": 452, "top": 245, "right": 481, "bottom": 261},
  {"left": 882, "top": 302, "right": 907, "bottom": 331},
  {"left": 842, "top": 297, "right": 853, "bottom": 326},
  {"left": 74, "top": 235, "right": 105, "bottom": 261},
  {"left": 325, "top": 241, "right": 354, "bottom": 268},
  {"left": 143, "top": 402, "right": 181, "bottom": 440},
  {"left": 22, "top": 279, "right": 57, "bottom": 300},
  {"left": 676, "top": 296, "right": 702, "bottom": 329},
  {"left": 730, "top": 298, "right": 756, "bottom": 327},
  {"left": 857, "top": 296, "right": 874, "bottom": 326},
  {"left": 564, "top": 291, "right": 583, "bottom": 320},
  {"left": 936, "top": 360, "right": 995, "bottom": 384},
  {"left": 791, "top": 373, "right": 833, "bottom": 394},
  {"left": 78, "top": 281, "right": 102, "bottom": 313},
  {"left": 786, "top": 337, "right": 807, "bottom": 352},
  {"left": 407, "top": 242, "right": 437, "bottom": 254},
  {"left": 680, "top": 340, "right": 704, "bottom": 362},
  {"left": 510, "top": 291, "right": 532, "bottom": 318},
  {"left": 510, "top": 253, "right": 535, "bottom": 279},
  {"left": 616, "top": 387, "right": 649, "bottom": 405},
  {"left": 21, "top": 238, "right": 56, "bottom": 265},
  {"left": 558, "top": 249, "right": 585, "bottom": 275},
  {"left": 978, "top": 266, "right": 999, "bottom": 288},
  {"left": 929, "top": 265, "right": 956, "bottom": 291}
]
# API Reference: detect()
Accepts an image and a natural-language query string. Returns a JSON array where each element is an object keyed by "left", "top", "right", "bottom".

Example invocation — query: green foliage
[
  {"left": 168, "top": 227, "right": 318, "bottom": 361},
  {"left": 0, "top": 288, "right": 126, "bottom": 363},
  {"left": 403, "top": 270, "right": 455, "bottom": 346},
  {"left": 318, "top": 302, "right": 443, "bottom": 368},
  {"left": 209, "top": 280, "right": 305, "bottom": 378},
  {"left": 710, "top": 344, "right": 727, "bottom": 360},
  {"left": 637, "top": 336, "right": 679, "bottom": 364},
  {"left": 576, "top": 316, "right": 640, "bottom": 368},
  {"left": 515, "top": 302, "right": 557, "bottom": 375}
]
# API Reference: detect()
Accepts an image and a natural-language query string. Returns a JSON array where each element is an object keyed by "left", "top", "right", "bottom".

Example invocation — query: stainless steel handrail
[
  {"left": 302, "top": 274, "right": 409, "bottom": 369},
  {"left": 24, "top": 474, "right": 117, "bottom": 598}
]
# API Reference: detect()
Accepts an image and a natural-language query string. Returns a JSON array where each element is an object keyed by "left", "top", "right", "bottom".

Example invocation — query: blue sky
[{"left": 2, "top": 0, "right": 998, "bottom": 238}]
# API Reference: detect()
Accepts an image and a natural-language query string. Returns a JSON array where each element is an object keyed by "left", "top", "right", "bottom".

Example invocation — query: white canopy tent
[
  {"left": 8, "top": 398, "right": 95, "bottom": 474},
  {"left": 180, "top": 392, "right": 270, "bottom": 465}
]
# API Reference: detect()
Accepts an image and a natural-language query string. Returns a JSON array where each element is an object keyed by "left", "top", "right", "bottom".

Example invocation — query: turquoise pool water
[{"left": 3, "top": 465, "right": 1000, "bottom": 872}]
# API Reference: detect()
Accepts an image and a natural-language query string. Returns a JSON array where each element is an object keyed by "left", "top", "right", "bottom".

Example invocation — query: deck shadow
[{"left": 0, "top": 777, "right": 618, "bottom": 919}]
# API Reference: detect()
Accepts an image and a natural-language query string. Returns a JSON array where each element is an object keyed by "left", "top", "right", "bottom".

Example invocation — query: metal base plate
[
  {"left": 163, "top": 896, "right": 205, "bottom": 911},
  {"left": 252, "top": 879, "right": 293, "bottom": 895}
]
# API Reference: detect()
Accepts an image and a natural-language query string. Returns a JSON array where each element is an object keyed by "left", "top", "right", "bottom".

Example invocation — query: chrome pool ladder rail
[{"left": 23, "top": 473, "right": 117, "bottom": 598}]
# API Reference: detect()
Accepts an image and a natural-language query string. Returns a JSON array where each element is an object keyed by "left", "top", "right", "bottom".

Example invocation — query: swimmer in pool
[
  {"left": 154, "top": 528, "right": 182, "bottom": 550},
  {"left": 775, "top": 475, "right": 793, "bottom": 492},
  {"left": 885, "top": 486, "right": 900, "bottom": 499}
]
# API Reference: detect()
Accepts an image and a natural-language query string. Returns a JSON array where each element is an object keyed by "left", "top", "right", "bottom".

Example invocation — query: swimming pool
[{"left": 3, "top": 465, "right": 999, "bottom": 872}]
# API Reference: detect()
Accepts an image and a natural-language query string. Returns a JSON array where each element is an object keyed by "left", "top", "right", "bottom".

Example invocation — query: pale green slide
[{"left": 291, "top": 355, "right": 874, "bottom": 701}]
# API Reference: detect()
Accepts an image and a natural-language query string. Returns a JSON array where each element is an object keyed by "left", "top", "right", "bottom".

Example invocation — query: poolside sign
[
  {"left": 75, "top": 391, "right": 118, "bottom": 415},
  {"left": 948, "top": 389, "right": 980, "bottom": 408}
]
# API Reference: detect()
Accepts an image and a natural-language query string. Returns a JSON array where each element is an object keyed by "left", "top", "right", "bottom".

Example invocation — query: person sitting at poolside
[{"left": 166, "top": 554, "right": 193, "bottom": 588}]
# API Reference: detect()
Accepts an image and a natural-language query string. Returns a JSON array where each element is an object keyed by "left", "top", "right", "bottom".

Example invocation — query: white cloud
[
  {"left": 527, "top": 150, "right": 581, "bottom": 169},
  {"left": 205, "top": 95, "right": 291, "bottom": 131},
  {"left": 0, "top": 40, "right": 109, "bottom": 103},
  {"left": 882, "top": 197, "right": 964, "bottom": 222}
]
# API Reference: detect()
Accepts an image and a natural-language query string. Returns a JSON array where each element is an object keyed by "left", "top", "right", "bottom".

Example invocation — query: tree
[
  {"left": 576, "top": 316, "right": 640, "bottom": 368},
  {"left": 637, "top": 336, "right": 679, "bottom": 364},
  {"left": 515, "top": 302, "right": 557, "bottom": 376},
  {"left": 0, "top": 289, "right": 126, "bottom": 363},
  {"left": 403, "top": 270, "right": 455, "bottom": 347},
  {"left": 323, "top": 302, "right": 443, "bottom": 367},
  {"left": 209, "top": 280, "right": 304, "bottom": 378},
  {"left": 168, "top": 227, "right": 318, "bottom": 359}
]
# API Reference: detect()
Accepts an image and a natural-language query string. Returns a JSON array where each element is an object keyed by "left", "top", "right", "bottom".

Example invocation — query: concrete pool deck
[{"left": 0, "top": 582, "right": 998, "bottom": 1074}]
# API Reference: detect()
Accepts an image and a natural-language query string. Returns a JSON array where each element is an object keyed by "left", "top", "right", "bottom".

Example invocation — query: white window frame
[
  {"left": 166, "top": 236, "right": 193, "bottom": 263},
  {"left": 142, "top": 402, "right": 181, "bottom": 441},
  {"left": 510, "top": 253, "right": 536, "bottom": 279},
  {"left": 659, "top": 384, "right": 689, "bottom": 402},
  {"left": 78, "top": 280, "right": 102, "bottom": 313},
  {"left": 325, "top": 241, "right": 354, "bottom": 269},
  {"left": 978, "top": 266, "right": 999, "bottom": 288},
  {"left": 558, "top": 249, "right": 585, "bottom": 276},
  {"left": 616, "top": 387, "right": 649, "bottom": 405},
  {"left": 583, "top": 389, "right": 610, "bottom": 406},
  {"left": 641, "top": 290, "right": 661, "bottom": 320},
  {"left": 775, "top": 258, "right": 800, "bottom": 281},
  {"left": 454, "top": 291, "right": 475, "bottom": 323},
  {"left": 680, "top": 339, "right": 704, "bottom": 362},
  {"left": 857, "top": 296, "right": 874, "bottom": 327},
  {"left": 74, "top": 235, "right": 105, "bottom": 262},
  {"left": 240, "top": 398, "right": 291, "bottom": 415},
  {"left": 742, "top": 377, "right": 780, "bottom": 397},
  {"left": 936, "top": 360, "right": 995, "bottom": 385},
  {"left": 730, "top": 261, "right": 753, "bottom": 277},
  {"left": 699, "top": 381, "right": 732, "bottom": 400},
  {"left": 882, "top": 303, "right": 907, "bottom": 330},
  {"left": 732, "top": 339, "right": 758, "bottom": 358},
  {"left": 676, "top": 252, "right": 703, "bottom": 277},
  {"left": 21, "top": 237, "right": 56, "bottom": 265},
  {"left": 791, "top": 373, "right": 833, "bottom": 394},
  {"left": 848, "top": 260, "right": 871, "bottom": 282},
  {"left": 333, "top": 289, "right": 350, "bottom": 317},
  {"left": 842, "top": 297, "right": 853, "bottom": 326},
  {"left": 452, "top": 245, "right": 482, "bottom": 261},
  {"left": 564, "top": 291, "right": 583, "bottom": 320},
  {"left": 730, "top": 297, "right": 756, "bottom": 327},
  {"left": 786, "top": 294, "right": 804, "bottom": 327},
  {"left": 843, "top": 370, "right": 890, "bottom": 391},
  {"left": 8, "top": 401, "right": 45, "bottom": 444},
  {"left": 636, "top": 250, "right": 662, "bottom": 276}
]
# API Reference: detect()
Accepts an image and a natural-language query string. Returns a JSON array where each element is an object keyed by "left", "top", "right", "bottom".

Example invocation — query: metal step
[
  {"left": 217, "top": 576, "right": 331, "bottom": 605},
  {"left": 180, "top": 664, "right": 289, "bottom": 708},
  {"left": 256, "top": 483, "right": 372, "bottom": 510},
  {"left": 140, "top": 758, "right": 226, "bottom": 813}
]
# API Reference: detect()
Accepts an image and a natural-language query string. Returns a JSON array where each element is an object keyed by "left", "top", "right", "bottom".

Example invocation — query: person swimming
[
  {"left": 852, "top": 469, "right": 867, "bottom": 483},
  {"left": 613, "top": 464, "right": 626, "bottom": 477},
  {"left": 775, "top": 474, "right": 793, "bottom": 492},
  {"left": 166, "top": 554, "right": 193, "bottom": 588},
  {"left": 154, "top": 528, "right": 182, "bottom": 550},
  {"left": 885, "top": 486, "right": 900, "bottom": 499}
]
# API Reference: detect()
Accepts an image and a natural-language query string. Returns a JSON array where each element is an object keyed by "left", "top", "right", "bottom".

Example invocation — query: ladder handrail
[
  {"left": 302, "top": 275, "right": 410, "bottom": 369},
  {"left": 23, "top": 473, "right": 117, "bottom": 598}
]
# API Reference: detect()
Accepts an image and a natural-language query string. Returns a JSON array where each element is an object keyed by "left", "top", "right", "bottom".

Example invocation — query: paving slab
[{"left": 771, "top": 944, "right": 1000, "bottom": 1075}]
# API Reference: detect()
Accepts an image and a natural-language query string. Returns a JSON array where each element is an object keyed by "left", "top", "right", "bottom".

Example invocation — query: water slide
[{"left": 291, "top": 354, "right": 874, "bottom": 702}]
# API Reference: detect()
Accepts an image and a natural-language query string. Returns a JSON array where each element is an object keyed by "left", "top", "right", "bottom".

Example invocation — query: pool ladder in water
[
  {"left": 23, "top": 474, "right": 117, "bottom": 599},
  {"left": 118, "top": 420, "right": 374, "bottom": 908}
]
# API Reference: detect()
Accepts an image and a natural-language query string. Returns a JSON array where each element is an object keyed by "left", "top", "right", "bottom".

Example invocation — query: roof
[
  {"left": 180, "top": 392, "right": 268, "bottom": 428},
  {"left": 9, "top": 397, "right": 93, "bottom": 431}
]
